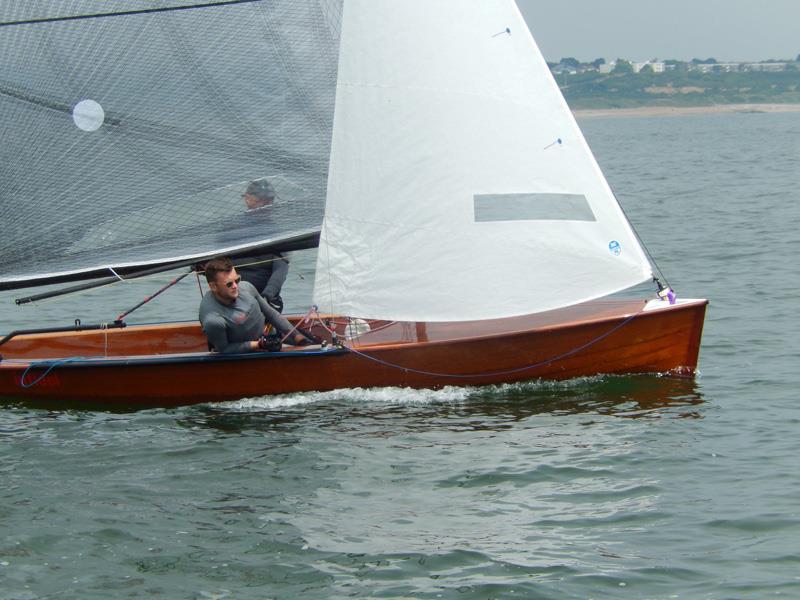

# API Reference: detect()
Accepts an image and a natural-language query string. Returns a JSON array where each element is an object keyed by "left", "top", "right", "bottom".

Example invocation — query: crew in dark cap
[
  {"left": 237, "top": 178, "right": 289, "bottom": 312},
  {"left": 243, "top": 178, "right": 276, "bottom": 210}
]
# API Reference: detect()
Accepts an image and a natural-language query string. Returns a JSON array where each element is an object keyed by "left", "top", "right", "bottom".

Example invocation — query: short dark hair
[
  {"left": 203, "top": 256, "right": 234, "bottom": 283},
  {"left": 245, "top": 179, "right": 275, "bottom": 200}
]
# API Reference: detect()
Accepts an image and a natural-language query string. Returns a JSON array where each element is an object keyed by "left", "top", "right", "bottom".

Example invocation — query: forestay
[
  {"left": 0, "top": 0, "right": 342, "bottom": 289},
  {"left": 313, "top": 0, "right": 653, "bottom": 322}
]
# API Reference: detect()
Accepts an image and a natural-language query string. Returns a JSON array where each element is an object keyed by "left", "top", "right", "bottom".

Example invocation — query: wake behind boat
[{"left": 0, "top": 1, "right": 707, "bottom": 407}]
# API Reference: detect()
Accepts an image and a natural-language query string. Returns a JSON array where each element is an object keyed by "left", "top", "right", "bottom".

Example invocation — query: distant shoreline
[{"left": 572, "top": 103, "right": 800, "bottom": 118}]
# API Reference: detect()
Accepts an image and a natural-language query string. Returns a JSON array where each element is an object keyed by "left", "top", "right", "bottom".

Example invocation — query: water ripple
[{"left": 3, "top": 112, "right": 800, "bottom": 598}]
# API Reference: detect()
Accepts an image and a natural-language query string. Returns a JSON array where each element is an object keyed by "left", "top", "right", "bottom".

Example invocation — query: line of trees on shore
[
  {"left": 549, "top": 56, "right": 800, "bottom": 75},
  {"left": 546, "top": 55, "right": 800, "bottom": 109}
]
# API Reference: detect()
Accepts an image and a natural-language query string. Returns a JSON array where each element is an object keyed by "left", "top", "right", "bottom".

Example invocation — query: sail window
[
  {"left": 474, "top": 193, "right": 596, "bottom": 222},
  {"left": 72, "top": 99, "right": 105, "bottom": 132}
]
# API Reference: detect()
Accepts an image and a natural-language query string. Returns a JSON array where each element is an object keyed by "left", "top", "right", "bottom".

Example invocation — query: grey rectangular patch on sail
[{"left": 474, "top": 193, "right": 596, "bottom": 222}]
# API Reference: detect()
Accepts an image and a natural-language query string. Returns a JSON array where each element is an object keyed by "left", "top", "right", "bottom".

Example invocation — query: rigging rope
[
  {"left": 610, "top": 189, "right": 673, "bottom": 291},
  {"left": 279, "top": 306, "right": 318, "bottom": 344},
  {"left": 0, "top": 0, "right": 263, "bottom": 28},
  {"left": 311, "top": 306, "right": 646, "bottom": 380},
  {"left": 115, "top": 269, "right": 193, "bottom": 322}
]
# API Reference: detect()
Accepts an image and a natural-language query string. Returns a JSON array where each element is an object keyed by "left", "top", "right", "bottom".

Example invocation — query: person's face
[
  {"left": 244, "top": 192, "right": 273, "bottom": 210},
  {"left": 210, "top": 268, "right": 241, "bottom": 303}
]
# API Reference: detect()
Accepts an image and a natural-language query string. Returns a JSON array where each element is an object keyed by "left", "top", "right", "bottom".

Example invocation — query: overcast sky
[{"left": 516, "top": 0, "right": 800, "bottom": 63}]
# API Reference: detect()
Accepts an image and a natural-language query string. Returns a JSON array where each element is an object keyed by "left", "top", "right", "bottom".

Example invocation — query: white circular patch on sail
[{"left": 72, "top": 99, "right": 105, "bottom": 132}]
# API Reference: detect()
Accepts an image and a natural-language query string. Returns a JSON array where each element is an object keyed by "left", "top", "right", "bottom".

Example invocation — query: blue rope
[
  {"left": 19, "top": 357, "right": 89, "bottom": 388},
  {"left": 341, "top": 308, "right": 644, "bottom": 380}
]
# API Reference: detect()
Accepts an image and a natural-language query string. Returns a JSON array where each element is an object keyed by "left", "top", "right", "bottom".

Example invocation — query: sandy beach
[{"left": 573, "top": 103, "right": 800, "bottom": 118}]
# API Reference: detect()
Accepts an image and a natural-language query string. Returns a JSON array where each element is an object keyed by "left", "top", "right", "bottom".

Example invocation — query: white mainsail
[{"left": 313, "top": 0, "right": 652, "bottom": 322}]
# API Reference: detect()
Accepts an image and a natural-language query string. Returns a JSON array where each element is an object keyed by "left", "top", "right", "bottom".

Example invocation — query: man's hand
[{"left": 257, "top": 334, "right": 282, "bottom": 352}]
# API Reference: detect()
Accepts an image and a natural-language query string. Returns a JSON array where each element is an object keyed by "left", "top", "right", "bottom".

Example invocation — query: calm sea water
[{"left": 2, "top": 111, "right": 799, "bottom": 599}]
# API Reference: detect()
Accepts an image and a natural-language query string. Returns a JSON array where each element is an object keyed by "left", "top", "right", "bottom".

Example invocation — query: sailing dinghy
[{"left": 0, "top": 1, "right": 707, "bottom": 406}]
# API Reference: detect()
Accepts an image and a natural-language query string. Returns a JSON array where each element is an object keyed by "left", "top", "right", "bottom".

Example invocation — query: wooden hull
[{"left": 0, "top": 298, "right": 707, "bottom": 407}]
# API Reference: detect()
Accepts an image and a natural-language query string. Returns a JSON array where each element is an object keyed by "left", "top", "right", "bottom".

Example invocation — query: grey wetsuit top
[{"left": 199, "top": 280, "right": 291, "bottom": 353}]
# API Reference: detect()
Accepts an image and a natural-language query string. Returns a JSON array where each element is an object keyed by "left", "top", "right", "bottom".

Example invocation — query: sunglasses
[{"left": 224, "top": 276, "right": 242, "bottom": 288}]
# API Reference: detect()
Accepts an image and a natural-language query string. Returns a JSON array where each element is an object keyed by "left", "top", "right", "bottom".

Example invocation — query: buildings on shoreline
[{"left": 551, "top": 58, "right": 795, "bottom": 76}]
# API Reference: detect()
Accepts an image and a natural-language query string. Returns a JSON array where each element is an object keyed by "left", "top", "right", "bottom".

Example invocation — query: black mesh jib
[{"left": 0, "top": 0, "right": 343, "bottom": 289}]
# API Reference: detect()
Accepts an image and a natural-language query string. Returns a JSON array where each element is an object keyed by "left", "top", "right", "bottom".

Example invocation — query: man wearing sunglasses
[{"left": 199, "top": 256, "right": 311, "bottom": 353}]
